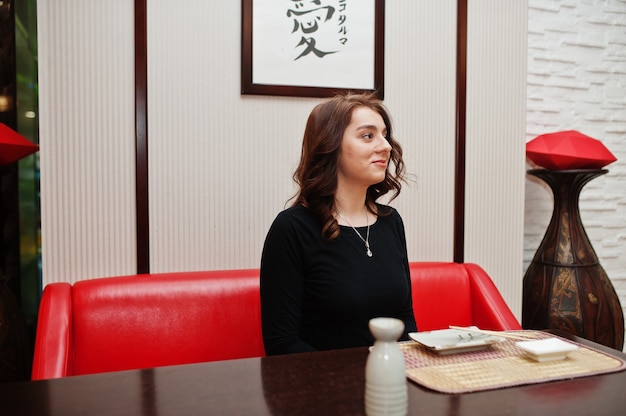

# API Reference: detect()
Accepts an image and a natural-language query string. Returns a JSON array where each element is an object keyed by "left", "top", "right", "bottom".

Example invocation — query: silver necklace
[{"left": 336, "top": 208, "right": 373, "bottom": 257}]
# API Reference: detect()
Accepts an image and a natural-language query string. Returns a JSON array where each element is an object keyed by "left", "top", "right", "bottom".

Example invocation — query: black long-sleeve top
[{"left": 260, "top": 204, "right": 417, "bottom": 355}]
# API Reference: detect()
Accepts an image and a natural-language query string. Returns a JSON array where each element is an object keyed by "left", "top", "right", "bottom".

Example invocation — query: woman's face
[{"left": 337, "top": 106, "right": 392, "bottom": 191}]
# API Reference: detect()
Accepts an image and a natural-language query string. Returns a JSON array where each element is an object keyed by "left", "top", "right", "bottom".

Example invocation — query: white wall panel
[
  {"left": 147, "top": 0, "right": 316, "bottom": 272},
  {"left": 464, "top": 0, "right": 528, "bottom": 318},
  {"left": 385, "top": 0, "right": 457, "bottom": 262},
  {"left": 38, "top": 0, "right": 136, "bottom": 284}
]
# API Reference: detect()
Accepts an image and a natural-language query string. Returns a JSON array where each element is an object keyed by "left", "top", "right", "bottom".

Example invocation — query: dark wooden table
[{"left": 2, "top": 331, "right": 625, "bottom": 415}]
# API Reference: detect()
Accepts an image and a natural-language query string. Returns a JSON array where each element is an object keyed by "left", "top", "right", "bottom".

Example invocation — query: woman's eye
[{"left": 363, "top": 133, "right": 373, "bottom": 139}]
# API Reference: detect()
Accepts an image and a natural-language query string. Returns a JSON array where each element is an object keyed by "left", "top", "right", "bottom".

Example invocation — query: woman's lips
[{"left": 372, "top": 159, "right": 388, "bottom": 167}]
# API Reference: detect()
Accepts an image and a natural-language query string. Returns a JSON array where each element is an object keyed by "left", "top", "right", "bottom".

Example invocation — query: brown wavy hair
[{"left": 291, "top": 92, "right": 406, "bottom": 241}]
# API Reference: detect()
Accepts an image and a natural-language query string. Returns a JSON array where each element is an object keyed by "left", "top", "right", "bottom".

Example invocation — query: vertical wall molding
[
  {"left": 135, "top": 0, "right": 149, "bottom": 274},
  {"left": 454, "top": 0, "right": 468, "bottom": 263}
]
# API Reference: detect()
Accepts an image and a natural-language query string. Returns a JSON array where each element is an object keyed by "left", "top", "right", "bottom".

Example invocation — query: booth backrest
[
  {"left": 32, "top": 269, "right": 264, "bottom": 379},
  {"left": 32, "top": 262, "right": 520, "bottom": 380},
  {"left": 409, "top": 262, "right": 521, "bottom": 332}
]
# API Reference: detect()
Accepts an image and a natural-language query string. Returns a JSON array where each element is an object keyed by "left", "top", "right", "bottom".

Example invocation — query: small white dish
[
  {"left": 516, "top": 337, "right": 578, "bottom": 362},
  {"left": 409, "top": 327, "right": 505, "bottom": 355}
]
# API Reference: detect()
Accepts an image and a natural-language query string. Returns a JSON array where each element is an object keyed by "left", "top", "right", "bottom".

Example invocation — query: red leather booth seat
[
  {"left": 32, "top": 262, "right": 520, "bottom": 380},
  {"left": 409, "top": 262, "right": 521, "bottom": 332},
  {"left": 31, "top": 269, "right": 264, "bottom": 380}
]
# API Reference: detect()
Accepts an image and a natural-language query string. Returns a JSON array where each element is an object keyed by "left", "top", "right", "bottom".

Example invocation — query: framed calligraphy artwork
[{"left": 241, "top": 0, "right": 385, "bottom": 99}]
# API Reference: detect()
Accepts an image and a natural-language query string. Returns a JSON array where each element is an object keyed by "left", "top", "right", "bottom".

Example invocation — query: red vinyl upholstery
[
  {"left": 410, "top": 262, "right": 521, "bottom": 332},
  {"left": 32, "top": 262, "right": 520, "bottom": 380},
  {"left": 32, "top": 269, "right": 264, "bottom": 380}
]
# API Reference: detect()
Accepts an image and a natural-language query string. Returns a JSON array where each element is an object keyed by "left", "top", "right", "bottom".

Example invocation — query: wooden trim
[
  {"left": 453, "top": 0, "right": 467, "bottom": 263},
  {"left": 373, "top": 0, "right": 385, "bottom": 99},
  {"left": 134, "top": 0, "right": 150, "bottom": 274}
]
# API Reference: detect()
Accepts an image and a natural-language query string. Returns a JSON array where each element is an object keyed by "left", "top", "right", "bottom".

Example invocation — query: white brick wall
[{"left": 525, "top": 0, "right": 626, "bottom": 349}]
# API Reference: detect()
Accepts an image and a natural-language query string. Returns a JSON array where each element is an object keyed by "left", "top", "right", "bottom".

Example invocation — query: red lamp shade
[
  {"left": 526, "top": 130, "right": 617, "bottom": 170},
  {"left": 0, "top": 123, "right": 40, "bottom": 165}
]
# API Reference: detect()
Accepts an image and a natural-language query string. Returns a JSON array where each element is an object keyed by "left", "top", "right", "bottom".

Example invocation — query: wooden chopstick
[{"left": 448, "top": 325, "right": 540, "bottom": 341}]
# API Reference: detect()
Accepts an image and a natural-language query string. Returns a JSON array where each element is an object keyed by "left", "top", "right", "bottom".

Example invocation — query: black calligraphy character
[
  {"left": 286, "top": 1, "right": 344, "bottom": 60},
  {"left": 287, "top": 3, "right": 336, "bottom": 35},
  {"left": 295, "top": 37, "right": 337, "bottom": 60}
]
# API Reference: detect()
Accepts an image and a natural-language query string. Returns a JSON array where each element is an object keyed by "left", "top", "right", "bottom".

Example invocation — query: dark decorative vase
[{"left": 523, "top": 169, "right": 624, "bottom": 350}]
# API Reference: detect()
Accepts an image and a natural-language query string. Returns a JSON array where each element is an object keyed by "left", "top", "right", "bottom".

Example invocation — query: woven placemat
[{"left": 400, "top": 331, "right": 626, "bottom": 394}]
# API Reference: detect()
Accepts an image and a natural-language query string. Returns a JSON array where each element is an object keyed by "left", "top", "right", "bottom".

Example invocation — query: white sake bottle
[{"left": 365, "top": 317, "right": 408, "bottom": 416}]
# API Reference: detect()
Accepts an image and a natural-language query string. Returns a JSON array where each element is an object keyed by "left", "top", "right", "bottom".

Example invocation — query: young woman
[{"left": 260, "top": 92, "right": 416, "bottom": 355}]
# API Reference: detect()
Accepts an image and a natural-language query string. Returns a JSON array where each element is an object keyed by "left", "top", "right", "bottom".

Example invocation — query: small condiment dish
[{"left": 516, "top": 337, "right": 578, "bottom": 362}]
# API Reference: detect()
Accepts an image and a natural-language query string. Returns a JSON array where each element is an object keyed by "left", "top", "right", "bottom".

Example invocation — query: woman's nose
[{"left": 377, "top": 134, "right": 392, "bottom": 152}]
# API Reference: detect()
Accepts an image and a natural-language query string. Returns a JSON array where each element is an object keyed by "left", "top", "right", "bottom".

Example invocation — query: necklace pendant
[{"left": 336, "top": 208, "right": 373, "bottom": 257}]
